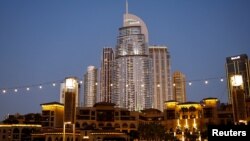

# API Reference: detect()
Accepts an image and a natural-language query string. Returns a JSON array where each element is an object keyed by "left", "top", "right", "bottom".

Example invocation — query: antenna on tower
[{"left": 126, "top": 0, "right": 128, "bottom": 14}]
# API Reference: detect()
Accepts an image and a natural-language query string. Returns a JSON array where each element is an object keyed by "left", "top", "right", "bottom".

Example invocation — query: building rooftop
[
  {"left": 40, "top": 101, "right": 63, "bottom": 106},
  {"left": 202, "top": 97, "right": 219, "bottom": 101},
  {"left": 177, "top": 101, "right": 200, "bottom": 105}
]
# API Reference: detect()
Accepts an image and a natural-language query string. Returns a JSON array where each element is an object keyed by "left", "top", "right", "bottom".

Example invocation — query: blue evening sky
[{"left": 0, "top": 0, "right": 249, "bottom": 120}]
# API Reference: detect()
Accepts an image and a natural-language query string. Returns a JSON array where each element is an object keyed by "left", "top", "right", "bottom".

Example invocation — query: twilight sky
[{"left": 0, "top": 0, "right": 249, "bottom": 120}]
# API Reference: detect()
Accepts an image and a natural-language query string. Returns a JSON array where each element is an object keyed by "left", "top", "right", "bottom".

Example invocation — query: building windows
[
  {"left": 42, "top": 111, "right": 50, "bottom": 116},
  {"left": 166, "top": 110, "right": 175, "bottom": 119},
  {"left": 80, "top": 110, "right": 90, "bottom": 115},
  {"left": 13, "top": 128, "right": 19, "bottom": 139},
  {"left": 122, "top": 123, "right": 128, "bottom": 128},
  {"left": 203, "top": 108, "right": 213, "bottom": 118},
  {"left": 96, "top": 110, "right": 114, "bottom": 121}
]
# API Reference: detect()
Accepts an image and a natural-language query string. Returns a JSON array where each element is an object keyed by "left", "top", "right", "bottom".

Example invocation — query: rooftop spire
[{"left": 126, "top": 0, "right": 128, "bottom": 14}]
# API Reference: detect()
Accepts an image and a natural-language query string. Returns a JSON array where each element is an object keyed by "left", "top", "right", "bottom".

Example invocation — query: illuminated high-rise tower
[
  {"left": 149, "top": 46, "right": 172, "bottom": 111},
  {"left": 63, "top": 77, "right": 78, "bottom": 141},
  {"left": 63, "top": 77, "right": 78, "bottom": 123},
  {"left": 100, "top": 47, "right": 114, "bottom": 103},
  {"left": 83, "top": 66, "right": 98, "bottom": 107},
  {"left": 60, "top": 79, "right": 80, "bottom": 108},
  {"left": 112, "top": 2, "right": 152, "bottom": 111},
  {"left": 226, "top": 54, "right": 250, "bottom": 104},
  {"left": 172, "top": 71, "right": 186, "bottom": 103}
]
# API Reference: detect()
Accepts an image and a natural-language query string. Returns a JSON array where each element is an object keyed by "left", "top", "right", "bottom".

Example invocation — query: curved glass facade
[{"left": 112, "top": 13, "right": 152, "bottom": 111}]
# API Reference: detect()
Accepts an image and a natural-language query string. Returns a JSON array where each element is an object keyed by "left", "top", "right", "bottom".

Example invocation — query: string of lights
[
  {"left": 0, "top": 76, "right": 226, "bottom": 95},
  {"left": 0, "top": 79, "right": 64, "bottom": 94},
  {"left": 184, "top": 76, "right": 226, "bottom": 86}
]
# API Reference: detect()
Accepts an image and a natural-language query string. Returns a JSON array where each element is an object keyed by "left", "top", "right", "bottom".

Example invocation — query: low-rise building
[
  {"left": 0, "top": 124, "right": 41, "bottom": 141},
  {"left": 1, "top": 97, "right": 243, "bottom": 141}
]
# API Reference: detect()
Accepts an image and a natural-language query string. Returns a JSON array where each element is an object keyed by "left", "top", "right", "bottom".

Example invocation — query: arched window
[
  {"left": 180, "top": 107, "right": 188, "bottom": 113},
  {"left": 189, "top": 106, "right": 196, "bottom": 112},
  {"left": 122, "top": 123, "right": 128, "bottom": 128},
  {"left": 82, "top": 122, "right": 88, "bottom": 128}
]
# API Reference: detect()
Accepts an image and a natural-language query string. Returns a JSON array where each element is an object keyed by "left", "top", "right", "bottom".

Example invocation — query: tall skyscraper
[
  {"left": 149, "top": 46, "right": 172, "bottom": 111},
  {"left": 172, "top": 71, "right": 186, "bottom": 103},
  {"left": 112, "top": 3, "right": 152, "bottom": 111},
  {"left": 226, "top": 54, "right": 250, "bottom": 104},
  {"left": 83, "top": 65, "right": 98, "bottom": 107},
  {"left": 100, "top": 47, "right": 114, "bottom": 103}
]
